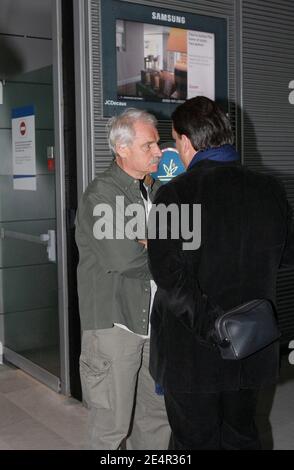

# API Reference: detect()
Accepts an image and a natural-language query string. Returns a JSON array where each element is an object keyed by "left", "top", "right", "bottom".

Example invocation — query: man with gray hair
[{"left": 75, "top": 108, "right": 170, "bottom": 449}]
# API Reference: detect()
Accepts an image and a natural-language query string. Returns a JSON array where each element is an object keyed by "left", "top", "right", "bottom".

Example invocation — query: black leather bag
[{"left": 213, "top": 299, "right": 281, "bottom": 360}]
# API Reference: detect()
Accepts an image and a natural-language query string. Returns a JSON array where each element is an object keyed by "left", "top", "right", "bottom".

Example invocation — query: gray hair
[{"left": 107, "top": 108, "right": 158, "bottom": 155}]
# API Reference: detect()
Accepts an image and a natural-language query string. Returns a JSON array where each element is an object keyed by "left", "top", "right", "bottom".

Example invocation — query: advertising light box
[{"left": 101, "top": 0, "right": 228, "bottom": 119}]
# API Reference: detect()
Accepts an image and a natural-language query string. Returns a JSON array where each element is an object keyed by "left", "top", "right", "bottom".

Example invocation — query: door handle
[
  {"left": 1, "top": 228, "right": 56, "bottom": 263},
  {"left": 40, "top": 230, "right": 56, "bottom": 263}
]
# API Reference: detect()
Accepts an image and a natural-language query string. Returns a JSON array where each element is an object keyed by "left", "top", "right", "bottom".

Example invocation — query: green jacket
[{"left": 75, "top": 161, "right": 161, "bottom": 334}]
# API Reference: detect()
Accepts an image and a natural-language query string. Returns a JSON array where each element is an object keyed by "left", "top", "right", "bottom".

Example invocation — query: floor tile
[
  {"left": 0, "top": 370, "right": 38, "bottom": 394},
  {"left": 272, "top": 421, "right": 294, "bottom": 450},
  {"left": 0, "top": 438, "right": 12, "bottom": 450},
  {"left": 6, "top": 382, "right": 88, "bottom": 446},
  {"left": 0, "top": 394, "right": 31, "bottom": 430},
  {"left": 0, "top": 417, "right": 71, "bottom": 450}
]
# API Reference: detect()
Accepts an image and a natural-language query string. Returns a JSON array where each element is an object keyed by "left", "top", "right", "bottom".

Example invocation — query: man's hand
[{"left": 138, "top": 239, "right": 148, "bottom": 248}]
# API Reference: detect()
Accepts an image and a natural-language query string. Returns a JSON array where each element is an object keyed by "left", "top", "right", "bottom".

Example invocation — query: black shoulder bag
[{"left": 212, "top": 299, "right": 281, "bottom": 360}]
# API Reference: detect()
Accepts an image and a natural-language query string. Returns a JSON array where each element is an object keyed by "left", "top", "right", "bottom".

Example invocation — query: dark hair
[{"left": 171, "top": 96, "right": 234, "bottom": 151}]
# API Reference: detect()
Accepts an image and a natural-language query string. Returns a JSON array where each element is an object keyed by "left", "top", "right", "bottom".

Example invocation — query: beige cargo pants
[{"left": 80, "top": 326, "right": 170, "bottom": 450}]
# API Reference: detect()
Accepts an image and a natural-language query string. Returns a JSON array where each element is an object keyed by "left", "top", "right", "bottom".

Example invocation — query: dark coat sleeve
[{"left": 147, "top": 183, "right": 221, "bottom": 339}]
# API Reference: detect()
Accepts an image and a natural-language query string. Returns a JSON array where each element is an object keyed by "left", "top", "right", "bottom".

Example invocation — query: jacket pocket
[{"left": 79, "top": 354, "right": 112, "bottom": 409}]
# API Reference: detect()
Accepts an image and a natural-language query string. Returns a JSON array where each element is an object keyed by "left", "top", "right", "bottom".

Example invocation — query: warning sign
[{"left": 12, "top": 106, "right": 36, "bottom": 191}]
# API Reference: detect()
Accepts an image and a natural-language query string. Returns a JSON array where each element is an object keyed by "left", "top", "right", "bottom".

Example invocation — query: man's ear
[
  {"left": 182, "top": 134, "right": 194, "bottom": 154},
  {"left": 116, "top": 143, "right": 129, "bottom": 159}
]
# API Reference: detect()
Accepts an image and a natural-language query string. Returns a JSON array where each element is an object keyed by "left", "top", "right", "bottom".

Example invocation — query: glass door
[
  {"left": 0, "top": 0, "right": 69, "bottom": 393},
  {"left": 0, "top": 65, "right": 61, "bottom": 390}
]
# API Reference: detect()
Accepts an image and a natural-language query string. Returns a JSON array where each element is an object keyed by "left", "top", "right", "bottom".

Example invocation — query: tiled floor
[
  {"left": 0, "top": 362, "right": 88, "bottom": 450},
  {"left": 257, "top": 356, "right": 294, "bottom": 450},
  {"left": 0, "top": 357, "right": 294, "bottom": 450}
]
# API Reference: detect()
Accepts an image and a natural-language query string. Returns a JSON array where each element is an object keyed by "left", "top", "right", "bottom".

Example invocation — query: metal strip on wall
[
  {"left": 90, "top": 0, "right": 239, "bottom": 177},
  {"left": 242, "top": 0, "right": 294, "bottom": 346}
]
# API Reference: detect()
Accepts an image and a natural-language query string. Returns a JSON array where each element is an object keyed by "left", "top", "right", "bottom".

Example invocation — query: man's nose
[{"left": 153, "top": 144, "right": 162, "bottom": 158}]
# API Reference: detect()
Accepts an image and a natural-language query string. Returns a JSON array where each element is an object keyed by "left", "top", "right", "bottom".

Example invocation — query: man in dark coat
[{"left": 147, "top": 96, "right": 294, "bottom": 450}]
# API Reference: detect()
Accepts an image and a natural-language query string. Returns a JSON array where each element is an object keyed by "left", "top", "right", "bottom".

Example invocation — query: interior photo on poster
[{"left": 116, "top": 20, "right": 215, "bottom": 103}]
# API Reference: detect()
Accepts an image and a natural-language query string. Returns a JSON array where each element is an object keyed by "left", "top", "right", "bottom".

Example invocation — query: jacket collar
[{"left": 110, "top": 160, "right": 157, "bottom": 196}]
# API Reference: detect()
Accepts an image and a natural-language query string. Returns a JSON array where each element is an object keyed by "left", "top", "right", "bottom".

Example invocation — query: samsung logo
[{"left": 152, "top": 12, "right": 186, "bottom": 24}]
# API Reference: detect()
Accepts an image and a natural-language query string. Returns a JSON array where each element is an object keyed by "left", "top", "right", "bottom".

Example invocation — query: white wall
[{"left": 117, "top": 21, "right": 145, "bottom": 85}]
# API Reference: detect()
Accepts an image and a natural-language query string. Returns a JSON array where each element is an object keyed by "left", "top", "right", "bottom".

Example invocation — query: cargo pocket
[{"left": 79, "top": 354, "right": 112, "bottom": 409}]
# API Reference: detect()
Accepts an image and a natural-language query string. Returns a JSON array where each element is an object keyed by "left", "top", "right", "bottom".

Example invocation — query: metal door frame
[
  {"left": 51, "top": 0, "right": 70, "bottom": 395},
  {"left": 4, "top": 0, "right": 70, "bottom": 395}
]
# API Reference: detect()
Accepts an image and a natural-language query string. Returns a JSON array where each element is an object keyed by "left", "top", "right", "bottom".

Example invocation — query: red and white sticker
[{"left": 20, "top": 121, "right": 26, "bottom": 136}]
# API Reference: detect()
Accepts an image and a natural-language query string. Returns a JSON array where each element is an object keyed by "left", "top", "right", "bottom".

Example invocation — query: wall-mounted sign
[
  {"left": 12, "top": 105, "right": 36, "bottom": 191},
  {"left": 101, "top": 0, "right": 228, "bottom": 119},
  {"left": 152, "top": 143, "right": 185, "bottom": 183}
]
